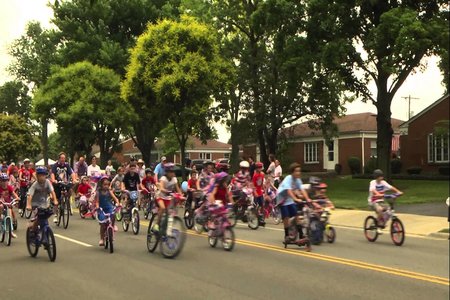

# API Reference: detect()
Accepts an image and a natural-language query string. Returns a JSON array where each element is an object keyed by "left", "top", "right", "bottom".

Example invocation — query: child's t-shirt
[
  {"left": 158, "top": 176, "right": 178, "bottom": 199},
  {"left": 252, "top": 172, "right": 265, "bottom": 197},
  {"left": 28, "top": 180, "right": 53, "bottom": 208},
  {"left": 77, "top": 183, "right": 91, "bottom": 195},
  {"left": 142, "top": 176, "right": 156, "bottom": 190},
  {"left": 368, "top": 180, "right": 392, "bottom": 203},
  {"left": 188, "top": 178, "right": 197, "bottom": 189},
  {"left": 0, "top": 184, "right": 15, "bottom": 202}
]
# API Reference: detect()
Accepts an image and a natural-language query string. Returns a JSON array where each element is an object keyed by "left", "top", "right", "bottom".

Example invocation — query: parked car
[
  {"left": 190, "top": 159, "right": 205, "bottom": 171},
  {"left": 215, "top": 158, "right": 230, "bottom": 165},
  {"left": 174, "top": 164, "right": 192, "bottom": 178}
]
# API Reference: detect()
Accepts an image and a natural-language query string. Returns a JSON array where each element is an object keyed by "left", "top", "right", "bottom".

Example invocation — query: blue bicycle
[
  {"left": 0, "top": 199, "right": 18, "bottom": 246},
  {"left": 26, "top": 207, "right": 57, "bottom": 262}
]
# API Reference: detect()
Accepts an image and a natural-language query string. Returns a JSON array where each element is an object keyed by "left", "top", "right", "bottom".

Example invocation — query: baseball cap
[{"left": 161, "top": 156, "right": 167, "bottom": 162}]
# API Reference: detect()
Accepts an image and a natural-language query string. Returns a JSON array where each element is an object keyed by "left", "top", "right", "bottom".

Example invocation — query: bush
[
  {"left": 334, "top": 163, "right": 342, "bottom": 175},
  {"left": 364, "top": 157, "right": 377, "bottom": 175},
  {"left": 391, "top": 159, "right": 402, "bottom": 174},
  {"left": 407, "top": 166, "right": 422, "bottom": 175},
  {"left": 438, "top": 166, "right": 449, "bottom": 175},
  {"left": 347, "top": 157, "right": 361, "bottom": 174}
]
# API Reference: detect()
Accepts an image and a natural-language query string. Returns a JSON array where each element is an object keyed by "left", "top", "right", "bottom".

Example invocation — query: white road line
[{"left": 54, "top": 234, "right": 93, "bottom": 247}]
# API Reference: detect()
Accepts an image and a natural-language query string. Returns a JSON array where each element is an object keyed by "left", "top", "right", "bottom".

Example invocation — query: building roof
[
  {"left": 399, "top": 94, "right": 449, "bottom": 128},
  {"left": 284, "top": 113, "right": 404, "bottom": 138}
]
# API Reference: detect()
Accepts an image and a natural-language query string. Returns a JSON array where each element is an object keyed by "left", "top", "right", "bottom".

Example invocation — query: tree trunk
[
  {"left": 229, "top": 122, "right": 240, "bottom": 173},
  {"left": 266, "top": 127, "right": 279, "bottom": 159},
  {"left": 375, "top": 90, "right": 394, "bottom": 181},
  {"left": 41, "top": 118, "right": 49, "bottom": 166},
  {"left": 257, "top": 129, "right": 268, "bottom": 167},
  {"left": 180, "top": 142, "right": 187, "bottom": 181}
]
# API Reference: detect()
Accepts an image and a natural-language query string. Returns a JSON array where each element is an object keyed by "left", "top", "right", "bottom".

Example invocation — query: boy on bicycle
[
  {"left": 369, "top": 169, "right": 403, "bottom": 229},
  {"left": 26, "top": 167, "right": 58, "bottom": 231}
]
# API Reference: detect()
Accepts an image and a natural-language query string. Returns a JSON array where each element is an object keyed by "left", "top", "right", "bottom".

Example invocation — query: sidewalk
[{"left": 330, "top": 209, "right": 449, "bottom": 238}]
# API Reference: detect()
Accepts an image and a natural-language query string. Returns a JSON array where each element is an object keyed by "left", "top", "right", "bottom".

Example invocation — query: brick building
[
  {"left": 112, "top": 137, "right": 232, "bottom": 165},
  {"left": 243, "top": 113, "right": 404, "bottom": 174},
  {"left": 399, "top": 94, "right": 449, "bottom": 173}
]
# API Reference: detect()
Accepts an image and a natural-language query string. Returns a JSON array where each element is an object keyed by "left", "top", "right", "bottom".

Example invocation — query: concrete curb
[{"left": 428, "top": 232, "right": 450, "bottom": 239}]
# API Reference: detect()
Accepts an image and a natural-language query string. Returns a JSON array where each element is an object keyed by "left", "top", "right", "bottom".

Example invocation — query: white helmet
[{"left": 239, "top": 161, "right": 250, "bottom": 168}]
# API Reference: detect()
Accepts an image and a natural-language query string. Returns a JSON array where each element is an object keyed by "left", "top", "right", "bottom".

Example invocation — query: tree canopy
[{"left": 0, "top": 81, "right": 32, "bottom": 120}]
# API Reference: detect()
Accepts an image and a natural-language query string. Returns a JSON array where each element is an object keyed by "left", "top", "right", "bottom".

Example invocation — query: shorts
[
  {"left": 255, "top": 196, "right": 264, "bottom": 207},
  {"left": 157, "top": 198, "right": 171, "bottom": 209},
  {"left": 280, "top": 203, "right": 298, "bottom": 219},
  {"left": 369, "top": 201, "right": 385, "bottom": 212}
]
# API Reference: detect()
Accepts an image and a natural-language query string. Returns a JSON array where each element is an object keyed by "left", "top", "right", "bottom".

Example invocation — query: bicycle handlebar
[{"left": 0, "top": 199, "right": 18, "bottom": 207}]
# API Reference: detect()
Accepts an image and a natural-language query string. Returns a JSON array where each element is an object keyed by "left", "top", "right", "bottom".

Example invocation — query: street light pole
[{"left": 401, "top": 95, "right": 419, "bottom": 120}]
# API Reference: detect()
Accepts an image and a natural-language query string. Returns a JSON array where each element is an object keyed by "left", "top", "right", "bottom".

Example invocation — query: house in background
[
  {"left": 112, "top": 137, "right": 233, "bottom": 165},
  {"left": 399, "top": 94, "right": 449, "bottom": 173},
  {"left": 243, "top": 113, "right": 404, "bottom": 175}
]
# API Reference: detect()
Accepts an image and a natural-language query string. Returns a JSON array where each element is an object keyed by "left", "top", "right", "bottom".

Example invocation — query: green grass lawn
[{"left": 324, "top": 177, "right": 449, "bottom": 209}]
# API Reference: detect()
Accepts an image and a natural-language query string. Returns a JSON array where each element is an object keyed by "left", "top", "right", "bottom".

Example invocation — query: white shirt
[
  {"left": 105, "top": 165, "right": 114, "bottom": 176},
  {"left": 368, "top": 180, "right": 392, "bottom": 203},
  {"left": 274, "top": 165, "right": 282, "bottom": 179},
  {"left": 88, "top": 164, "right": 101, "bottom": 177},
  {"left": 266, "top": 162, "right": 276, "bottom": 176}
]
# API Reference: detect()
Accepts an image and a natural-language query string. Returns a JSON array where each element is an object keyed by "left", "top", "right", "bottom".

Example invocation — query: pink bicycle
[
  {"left": 97, "top": 206, "right": 120, "bottom": 253},
  {"left": 207, "top": 204, "right": 235, "bottom": 251},
  {"left": 79, "top": 193, "right": 96, "bottom": 219}
]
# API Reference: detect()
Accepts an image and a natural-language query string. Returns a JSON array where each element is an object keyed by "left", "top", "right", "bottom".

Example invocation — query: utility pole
[{"left": 401, "top": 95, "right": 419, "bottom": 120}]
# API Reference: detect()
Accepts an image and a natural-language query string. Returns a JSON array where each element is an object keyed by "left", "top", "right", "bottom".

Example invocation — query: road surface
[{"left": 1, "top": 210, "right": 448, "bottom": 300}]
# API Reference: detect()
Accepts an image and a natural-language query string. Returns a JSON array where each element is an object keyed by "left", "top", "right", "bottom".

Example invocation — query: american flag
[{"left": 392, "top": 135, "right": 400, "bottom": 152}]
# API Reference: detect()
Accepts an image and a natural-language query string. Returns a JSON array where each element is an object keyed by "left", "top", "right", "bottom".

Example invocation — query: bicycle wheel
[
  {"left": 390, "top": 218, "right": 405, "bottom": 246},
  {"left": 63, "top": 197, "right": 70, "bottom": 229},
  {"left": 325, "top": 225, "right": 336, "bottom": 243},
  {"left": 5, "top": 218, "right": 12, "bottom": 246},
  {"left": 56, "top": 204, "right": 63, "bottom": 227},
  {"left": 107, "top": 226, "right": 114, "bottom": 253},
  {"left": 364, "top": 216, "right": 379, "bottom": 242},
  {"left": 115, "top": 209, "right": 123, "bottom": 222},
  {"left": 46, "top": 228, "right": 57, "bottom": 262},
  {"left": 0, "top": 224, "right": 5, "bottom": 243},
  {"left": 146, "top": 214, "right": 159, "bottom": 253},
  {"left": 132, "top": 209, "right": 140, "bottom": 235},
  {"left": 222, "top": 227, "right": 235, "bottom": 251},
  {"left": 272, "top": 207, "right": 282, "bottom": 225},
  {"left": 184, "top": 208, "right": 194, "bottom": 229},
  {"left": 208, "top": 235, "right": 217, "bottom": 248},
  {"left": 26, "top": 227, "right": 39, "bottom": 257},
  {"left": 160, "top": 216, "right": 186, "bottom": 259},
  {"left": 247, "top": 208, "right": 259, "bottom": 230},
  {"left": 309, "top": 219, "right": 324, "bottom": 245},
  {"left": 227, "top": 209, "right": 237, "bottom": 227},
  {"left": 122, "top": 218, "right": 129, "bottom": 232}
]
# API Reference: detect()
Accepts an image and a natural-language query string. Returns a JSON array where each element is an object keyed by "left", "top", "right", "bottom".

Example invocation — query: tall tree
[
  {"left": 34, "top": 62, "right": 131, "bottom": 167},
  {"left": 0, "top": 114, "right": 41, "bottom": 161},
  {"left": 0, "top": 81, "right": 32, "bottom": 119},
  {"left": 8, "top": 21, "right": 60, "bottom": 165},
  {"left": 122, "top": 17, "right": 228, "bottom": 179},
  {"left": 307, "top": 0, "right": 448, "bottom": 179}
]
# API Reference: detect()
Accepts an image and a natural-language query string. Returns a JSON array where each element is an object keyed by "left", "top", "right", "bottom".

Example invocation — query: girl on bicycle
[
  {"left": 0, "top": 173, "right": 20, "bottom": 238},
  {"left": 95, "top": 176, "right": 120, "bottom": 246},
  {"left": 153, "top": 163, "right": 182, "bottom": 232},
  {"left": 207, "top": 172, "right": 233, "bottom": 233}
]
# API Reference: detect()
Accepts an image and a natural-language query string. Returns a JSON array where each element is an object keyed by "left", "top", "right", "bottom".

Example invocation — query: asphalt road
[{"left": 1, "top": 210, "right": 448, "bottom": 300}]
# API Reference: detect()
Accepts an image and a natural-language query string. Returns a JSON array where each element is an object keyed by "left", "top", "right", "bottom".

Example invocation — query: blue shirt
[
  {"left": 154, "top": 163, "right": 165, "bottom": 179},
  {"left": 276, "top": 175, "right": 303, "bottom": 206},
  {"left": 98, "top": 190, "right": 114, "bottom": 213}
]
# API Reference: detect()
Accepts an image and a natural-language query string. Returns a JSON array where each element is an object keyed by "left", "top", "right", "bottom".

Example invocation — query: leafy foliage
[{"left": 0, "top": 81, "right": 32, "bottom": 120}]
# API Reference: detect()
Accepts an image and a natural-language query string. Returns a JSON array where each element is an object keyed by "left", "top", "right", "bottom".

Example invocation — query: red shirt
[
  {"left": 19, "top": 167, "right": 34, "bottom": 187},
  {"left": 214, "top": 185, "right": 228, "bottom": 204},
  {"left": 252, "top": 172, "right": 265, "bottom": 197},
  {"left": 141, "top": 176, "right": 156, "bottom": 190},
  {"left": 77, "top": 183, "right": 91, "bottom": 196},
  {"left": 188, "top": 178, "right": 197, "bottom": 189},
  {"left": 0, "top": 185, "right": 15, "bottom": 202}
]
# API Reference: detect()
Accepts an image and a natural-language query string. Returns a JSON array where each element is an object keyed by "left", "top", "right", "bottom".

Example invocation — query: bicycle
[
  {"left": 114, "top": 190, "right": 124, "bottom": 221},
  {"left": 228, "top": 188, "right": 259, "bottom": 230},
  {"left": 263, "top": 199, "right": 282, "bottom": 225},
  {"left": 207, "top": 204, "right": 235, "bottom": 251},
  {"left": 97, "top": 206, "right": 120, "bottom": 254},
  {"left": 19, "top": 181, "right": 32, "bottom": 219},
  {"left": 364, "top": 193, "right": 405, "bottom": 246},
  {"left": 26, "top": 207, "right": 57, "bottom": 262},
  {"left": 55, "top": 182, "right": 72, "bottom": 229},
  {"left": 141, "top": 188, "right": 156, "bottom": 220},
  {"left": 79, "top": 193, "right": 96, "bottom": 219},
  {"left": 0, "top": 199, "right": 18, "bottom": 246},
  {"left": 121, "top": 190, "right": 140, "bottom": 235},
  {"left": 282, "top": 201, "right": 317, "bottom": 251},
  {"left": 184, "top": 190, "right": 203, "bottom": 229},
  {"left": 147, "top": 193, "right": 187, "bottom": 259}
]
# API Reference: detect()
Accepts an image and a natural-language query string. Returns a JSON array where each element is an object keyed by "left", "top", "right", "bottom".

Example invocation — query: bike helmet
[
  {"left": 164, "top": 163, "right": 175, "bottom": 171},
  {"left": 255, "top": 162, "right": 264, "bottom": 168},
  {"left": 145, "top": 168, "right": 153, "bottom": 174},
  {"left": 216, "top": 162, "right": 230, "bottom": 171},
  {"left": 239, "top": 161, "right": 250, "bottom": 168},
  {"left": 0, "top": 173, "right": 8, "bottom": 181},
  {"left": 214, "top": 172, "right": 228, "bottom": 182},
  {"left": 23, "top": 158, "right": 31, "bottom": 163},
  {"left": 318, "top": 183, "right": 327, "bottom": 189},
  {"left": 36, "top": 166, "right": 48, "bottom": 175},
  {"left": 309, "top": 176, "right": 321, "bottom": 186},
  {"left": 373, "top": 169, "right": 384, "bottom": 178}
]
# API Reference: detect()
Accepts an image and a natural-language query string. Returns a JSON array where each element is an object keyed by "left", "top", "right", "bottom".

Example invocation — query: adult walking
[
  {"left": 274, "top": 159, "right": 283, "bottom": 188},
  {"left": 154, "top": 156, "right": 167, "bottom": 182},
  {"left": 266, "top": 154, "right": 276, "bottom": 177},
  {"left": 74, "top": 156, "right": 88, "bottom": 180},
  {"left": 248, "top": 156, "right": 256, "bottom": 179},
  {"left": 87, "top": 156, "right": 101, "bottom": 177}
]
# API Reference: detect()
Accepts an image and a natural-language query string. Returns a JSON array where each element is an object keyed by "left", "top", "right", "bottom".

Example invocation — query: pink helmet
[{"left": 214, "top": 172, "right": 228, "bottom": 182}]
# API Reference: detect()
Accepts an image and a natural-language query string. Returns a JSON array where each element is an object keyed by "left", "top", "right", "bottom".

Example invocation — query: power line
[{"left": 401, "top": 95, "right": 419, "bottom": 120}]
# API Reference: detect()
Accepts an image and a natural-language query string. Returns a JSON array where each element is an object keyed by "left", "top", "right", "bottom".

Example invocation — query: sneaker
[
  {"left": 53, "top": 215, "right": 58, "bottom": 223},
  {"left": 151, "top": 224, "right": 160, "bottom": 233},
  {"left": 114, "top": 225, "right": 118, "bottom": 232},
  {"left": 99, "top": 239, "right": 105, "bottom": 246},
  {"left": 11, "top": 232, "right": 17, "bottom": 238},
  {"left": 18, "top": 209, "right": 23, "bottom": 215}
]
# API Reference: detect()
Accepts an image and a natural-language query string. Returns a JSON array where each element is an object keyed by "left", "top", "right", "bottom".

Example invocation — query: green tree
[
  {"left": 307, "top": 0, "right": 448, "bottom": 179},
  {"left": 8, "top": 21, "right": 60, "bottom": 165},
  {"left": 0, "top": 81, "right": 32, "bottom": 119},
  {"left": 123, "top": 17, "right": 227, "bottom": 179},
  {"left": 48, "top": 132, "right": 67, "bottom": 160},
  {"left": 34, "top": 61, "right": 131, "bottom": 167},
  {"left": 0, "top": 114, "right": 41, "bottom": 161}
]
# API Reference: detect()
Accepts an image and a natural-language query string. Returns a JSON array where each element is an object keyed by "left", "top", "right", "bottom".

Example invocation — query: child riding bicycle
[
  {"left": 0, "top": 173, "right": 20, "bottom": 238},
  {"left": 368, "top": 169, "right": 403, "bottom": 230},
  {"left": 95, "top": 176, "right": 120, "bottom": 246}
]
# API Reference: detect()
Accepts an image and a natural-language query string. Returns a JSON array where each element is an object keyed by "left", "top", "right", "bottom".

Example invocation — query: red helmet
[
  {"left": 255, "top": 162, "right": 264, "bottom": 168},
  {"left": 216, "top": 162, "right": 229, "bottom": 171},
  {"left": 318, "top": 183, "right": 327, "bottom": 189}
]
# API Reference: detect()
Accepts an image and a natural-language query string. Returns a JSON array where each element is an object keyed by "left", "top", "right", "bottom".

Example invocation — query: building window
[
  {"left": 199, "top": 152, "right": 211, "bottom": 160},
  {"left": 304, "top": 143, "right": 319, "bottom": 163},
  {"left": 223, "top": 153, "right": 230, "bottom": 159},
  {"left": 370, "top": 140, "right": 377, "bottom": 157},
  {"left": 184, "top": 152, "right": 190, "bottom": 159},
  {"left": 428, "top": 134, "right": 449, "bottom": 163},
  {"left": 327, "top": 141, "right": 334, "bottom": 161}
]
